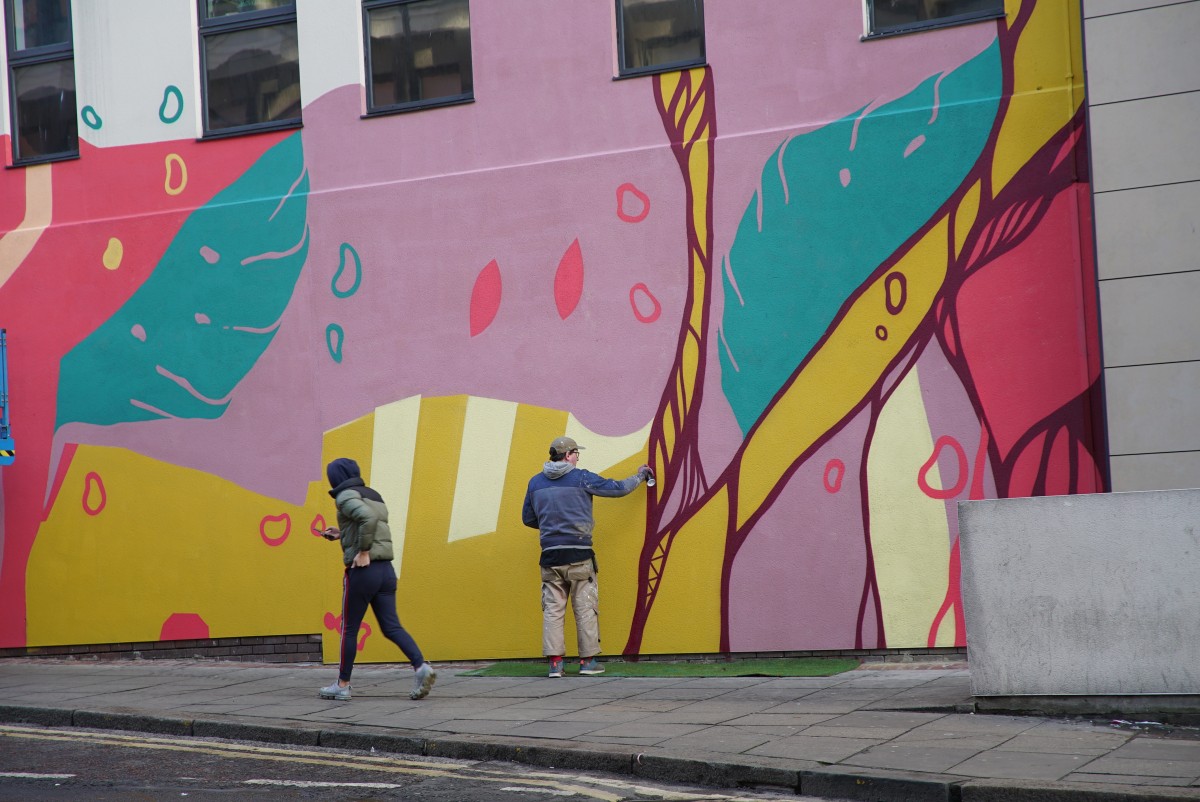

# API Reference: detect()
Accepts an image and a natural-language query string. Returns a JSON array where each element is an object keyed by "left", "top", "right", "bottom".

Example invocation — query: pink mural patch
[
  {"left": 199, "top": 246, "right": 220, "bottom": 264},
  {"left": 616, "top": 182, "right": 650, "bottom": 222},
  {"left": 160, "top": 612, "right": 209, "bottom": 641},
  {"left": 130, "top": 324, "right": 147, "bottom": 342},
  {"left": 629, "top": 282, "right": 661, "bottom": 323},
  {"left": 82, "top": 471, "right": 107, "bottom": 515},
  {"left": 469, "top": 259, "right": 502, "bottom": 336},
  {"left": 259, "top": 513, "right": 291, "bottom": 546},
  {"left": 554, "top": 240, "right": 584, "bottom": 320},
  {"left": 839, "top": 168, "right": 851, "bottom": 187},
  {"left": 904, "top": 134, "right": 927, "bottom": 158}
]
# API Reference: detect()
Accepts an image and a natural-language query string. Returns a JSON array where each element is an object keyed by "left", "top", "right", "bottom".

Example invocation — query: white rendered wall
[{"left": 959, "top": 489, "right": 1200, "bottom": 696}]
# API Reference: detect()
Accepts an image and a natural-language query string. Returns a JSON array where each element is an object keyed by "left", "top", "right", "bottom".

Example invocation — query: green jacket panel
[{"left": 335, "top": 488, "right": 394, "bottom": 565}]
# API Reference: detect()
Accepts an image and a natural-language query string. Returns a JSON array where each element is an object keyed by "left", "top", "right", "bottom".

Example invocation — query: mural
[{"left": 0, "top": 1, "right": 1101, "bottom": 662}]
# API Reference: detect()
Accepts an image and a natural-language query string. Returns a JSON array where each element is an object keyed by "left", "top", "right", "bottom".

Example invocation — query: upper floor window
[
  {"left": 362, "top": 0, "right": 473, "bottom": 115},
  {"left": 616, "top": 0, "right": 705, "bottom": 78},
  {"left": 865, "top": 0, "right": 1004, "bottom": 39},
  {"left": 4, "top": 0, "right": 78, "bottom": 164},
  {"left": 198, "top": 0, "right": 301, "bottom": 137}
]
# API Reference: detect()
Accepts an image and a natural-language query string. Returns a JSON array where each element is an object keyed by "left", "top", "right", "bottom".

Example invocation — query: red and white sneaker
[{"left": 547, "top": 656, "right": 564, "bottom": 678}]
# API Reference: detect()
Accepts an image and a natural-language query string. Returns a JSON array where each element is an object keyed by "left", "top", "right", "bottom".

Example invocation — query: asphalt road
[{"left": 0, "top": 724, "right": 813, "bottom": 801}]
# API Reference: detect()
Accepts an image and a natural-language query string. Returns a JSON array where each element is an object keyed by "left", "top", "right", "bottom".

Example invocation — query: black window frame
[
  {"left": 4, "top": 0, "right": 79, "bottom": 165},
  {"left": 863, "top": 0, "right": 1005, "bottom": 40},
  {"left": 197, "top": 0, "right": 302, "bottom": 139},
  {"left": 361, "top": 0, "right": 474, "bottom": 117},
  {"left": 615, "top": 0, "right": 706, "bottom": 80}
]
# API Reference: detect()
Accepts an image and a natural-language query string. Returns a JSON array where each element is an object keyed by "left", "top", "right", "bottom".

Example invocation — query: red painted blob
[
  {"left": 629, "top": 283, "right": 661, "bottom": 323},
  {"left": 82, "top": 472, "right": 107, "bottom": 516},
  {"left": 554, "top": 240, "right": 584, "bottom": 320},
  {"left": 917, "top": 436, "right": 969, "bottom": 499},
  {"left": 823, "top": 459, "right": 845, "bottom": 493},
  {"left": 616, "top": 182, "right": 650, "bottom": 223},
  {"left": 260, "top": 513, "right": 291, "bottom": 546},
  {"left": 160, "top": 612, "right": 209, "bottom": 640},
  {"left": 469, "top": 259, "right": 502, "bottom": 336}
]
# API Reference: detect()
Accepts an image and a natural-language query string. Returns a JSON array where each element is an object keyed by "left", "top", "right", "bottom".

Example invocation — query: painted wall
[
  {"left": 0, "top": 0, "right": 1102, "bottom": 662},
  {"left": 1082, "top": 0, "right": 1200, "bottom": 491}
]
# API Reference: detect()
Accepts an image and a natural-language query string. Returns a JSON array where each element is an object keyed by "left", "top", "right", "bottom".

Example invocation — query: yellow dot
[{"left": 103, "top": 237, "right": 124, "bottom": 270}]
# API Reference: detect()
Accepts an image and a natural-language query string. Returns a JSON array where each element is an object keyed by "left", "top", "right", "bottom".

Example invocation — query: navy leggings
[{"left": 338, "top": 560, "right": 424, "bottom": 682}]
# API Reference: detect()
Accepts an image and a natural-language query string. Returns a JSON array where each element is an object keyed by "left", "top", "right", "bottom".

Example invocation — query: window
[
  {"left": 866, "top": 0, "right": 1004, "bottom": 38},
  {"left": 616, "top": 0, "right": 704, "bottom": 78},
  {"left": 4, "top": 0, "right": 78, "bottom": 164},
  {"left": 363, "top": 0, "right": 473, "bottom": 115},
  {"left": 198, "top": 0, "right": 301, "bottom": 137}
]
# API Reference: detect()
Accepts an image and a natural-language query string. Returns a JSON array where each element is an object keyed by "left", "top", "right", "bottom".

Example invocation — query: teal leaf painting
[
  {"left": 719, "top": 40, "right": 1001, "bottom": 434},
  {"left": 57, "top": 133, "right": 309, "bottom": 427}
]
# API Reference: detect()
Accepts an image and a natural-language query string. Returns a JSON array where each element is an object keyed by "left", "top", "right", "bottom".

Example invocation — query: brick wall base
[{"left": 0, "top": 634, "right": 323, "bottom": 663}]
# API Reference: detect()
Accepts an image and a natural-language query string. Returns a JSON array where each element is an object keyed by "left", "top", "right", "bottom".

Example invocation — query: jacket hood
[
  {"left": 326, "top": 457, "right": 360, "bottom": 488},
  {"left": 542, "top": 461, "right": 575, "bottom": 479}
]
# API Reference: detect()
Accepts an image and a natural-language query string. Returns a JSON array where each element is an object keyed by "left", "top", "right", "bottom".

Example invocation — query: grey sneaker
[
  {"left": 579, "top": 657, "right": 605, "bottom": 675},
  {"left": 410, "top": 662, "right": 437, "bottom": 700},
  {"left": 318, "top": 681, "right": 351, "bottom": 701}
]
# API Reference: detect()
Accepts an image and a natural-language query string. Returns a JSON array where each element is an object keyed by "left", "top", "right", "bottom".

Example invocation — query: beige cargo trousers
[{"left": 541, "top": 558, "right": 600, "bottom": 658}]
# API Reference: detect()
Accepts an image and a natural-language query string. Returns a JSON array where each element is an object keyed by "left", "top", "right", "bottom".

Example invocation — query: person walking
[
  {"left": 318, "top": 457, "right": 436, "bottom": 701},
  {"left": 522, "top": 436, "right": 650, "bottom": 678}
]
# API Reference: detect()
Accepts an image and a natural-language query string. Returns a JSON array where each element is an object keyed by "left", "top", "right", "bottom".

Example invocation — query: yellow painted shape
[
  {"left": 164, "top": 153, "right": 188, "bottom": 196},
  {"left": 28, "top": 446, "right": 333, "bottom": 647},
  {"left": 954, "top": 181, "right": 981, "bottom": 258},
  {"left": 0, "top": 164, "right": 52, "bottom": 290},
  {"left": 449, "top": 397, "right": 517, "bottom": 542},
  {"left": 866, "top": 366, "right": 953, "bottom": 648},
  {"left": 992, "top": 1, "right": 1084, "bottom": 193},
  {"left": 102, "top": 237, "right": 123, "bottom": 271},
  {"left": 639, "top": 486, "right": 728, "bottom": 654},
  {"left": 738, "top": 217, "right": 950, "bottom": 528}
]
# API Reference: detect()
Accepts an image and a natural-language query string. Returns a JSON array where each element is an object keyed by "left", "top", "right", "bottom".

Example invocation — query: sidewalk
[{"left": 2, "top": 658, "right": 1199, "bottom": 801}]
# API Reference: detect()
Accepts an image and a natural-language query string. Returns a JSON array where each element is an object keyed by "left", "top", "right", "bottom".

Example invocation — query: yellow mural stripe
[
  {"left": 448, "top": 397, "right": 518, "bottom": 542},
  {"left": 0, "top": 163, "right": 53, "bottom": 290},
  {"left": 992, "top": 1, "right": 1084, "bottom": 193},
  {"left": 866, "top": 365, "right": 952, "bottom": 646},
  {"left": 954, "top": 181, "right": 982, "bottom": 258},
  {"left": 371, "top": 395, "right": 422, "bottom": 571},
  {"left": 737, "top": 217, "right": 950, "bottom": 529},
  {"left": 640, "top": 486, "right": 728, "bottom": 654}
]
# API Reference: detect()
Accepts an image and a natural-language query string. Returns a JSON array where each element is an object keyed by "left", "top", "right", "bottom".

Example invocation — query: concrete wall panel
[
  {"left": 1093, "top": 182, "right": 1200, "bottom": 280},
  {"left": 1110, "top": 452, "right": 1200, "bottom": 492},
  {"left": 1083, "top": 0, "right": 1194, "bottom": 18},
  {"left": 1083, "top": 2, "right": 1200, "bottom": 105},
  {"left": 1099, "top": 271, "right": 1200, "bottom": 367},
  {"left": 1088, "top": 92, "right": 1200, "bottom": 192},
  {"left": 960, "top": 489, "right": 1200, "bottom": 695},
  {"left": 1104, "top": 361, "right": 1200, "bottom": 455}
]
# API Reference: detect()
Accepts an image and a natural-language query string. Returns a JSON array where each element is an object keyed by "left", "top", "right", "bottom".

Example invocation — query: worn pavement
[{"left": 2, "top": 658, "right": 1199, "bottom": 801}]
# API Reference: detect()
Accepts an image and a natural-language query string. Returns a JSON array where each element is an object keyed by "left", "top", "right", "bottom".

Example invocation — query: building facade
[{"left": 0, "top": 0, "right": 1104, "bottom": 662}]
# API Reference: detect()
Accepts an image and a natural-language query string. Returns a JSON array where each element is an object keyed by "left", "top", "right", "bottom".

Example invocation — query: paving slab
[{"left": 2, "top": 659, "right": 1199, "bottom": 802}]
